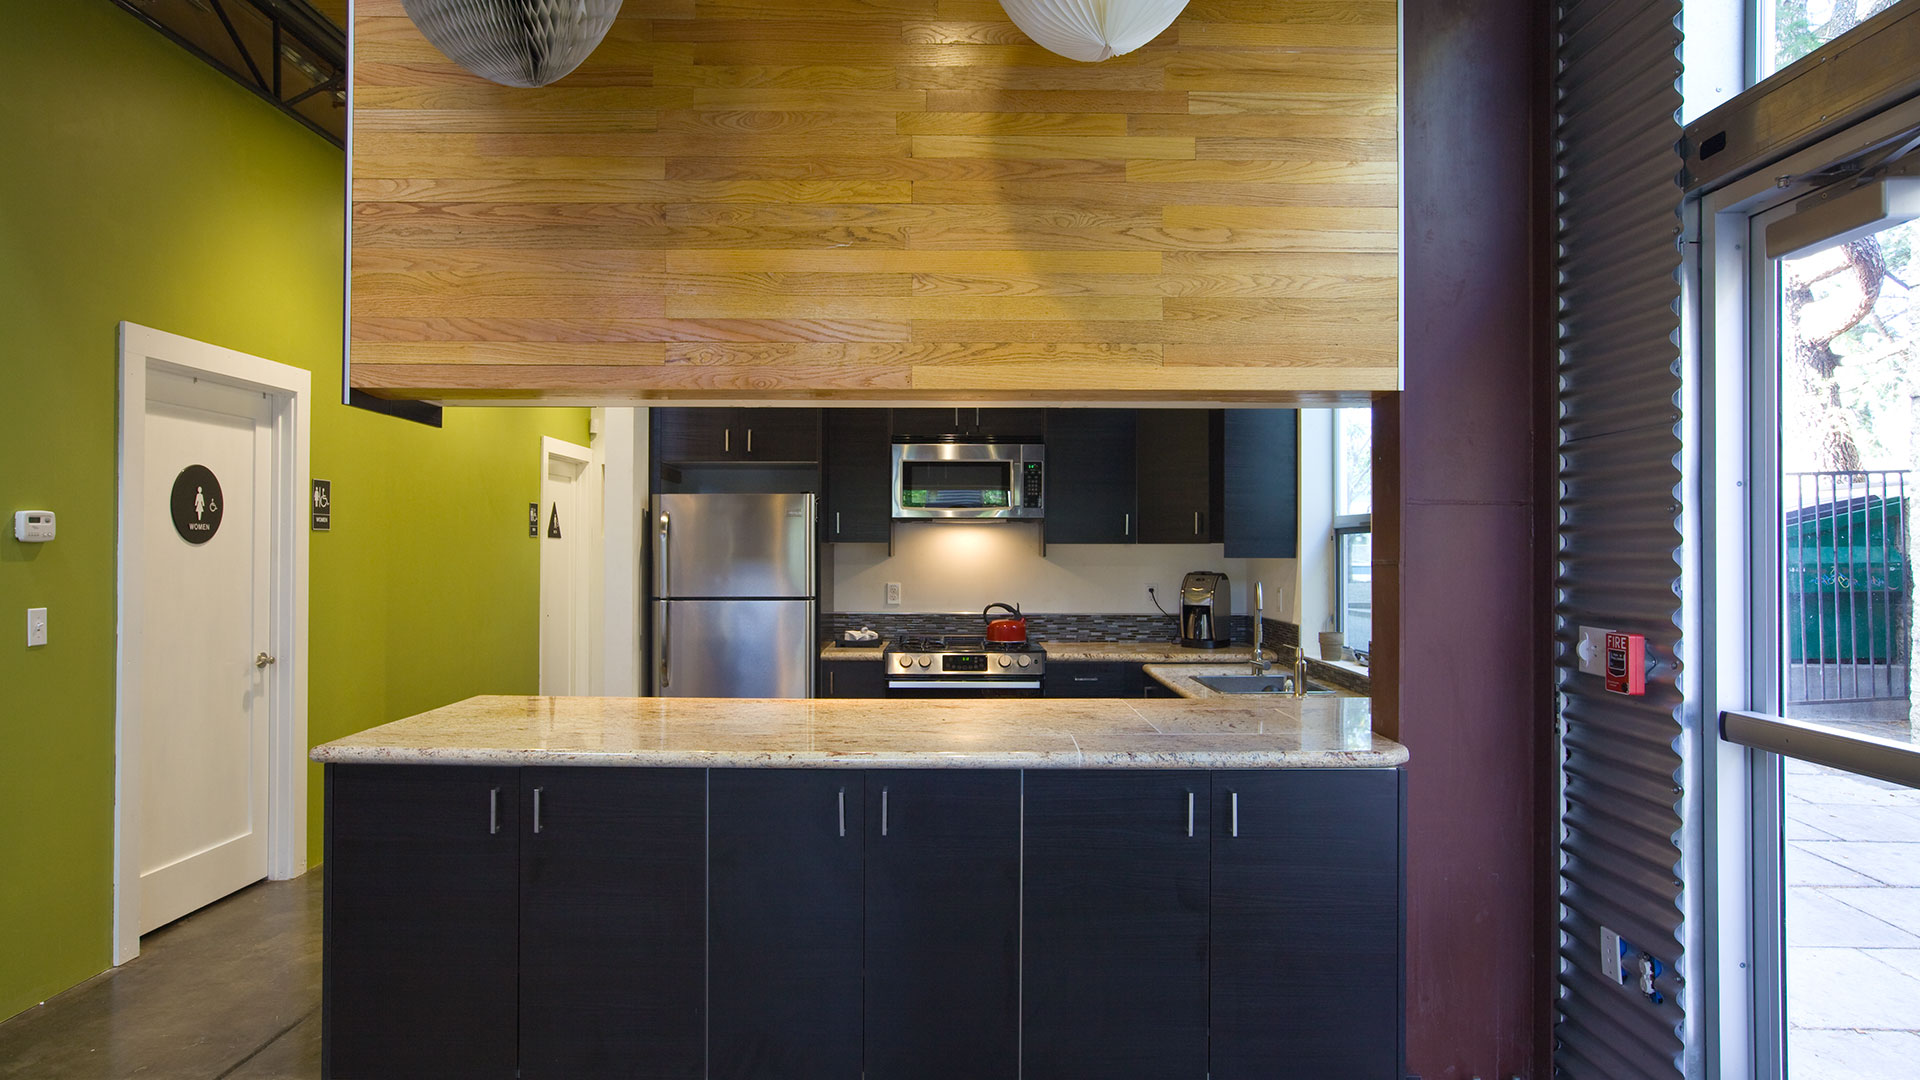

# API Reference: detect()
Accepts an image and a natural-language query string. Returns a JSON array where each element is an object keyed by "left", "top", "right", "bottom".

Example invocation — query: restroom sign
[
  {"left": 170, "top": 464, "right": 223, "bottom": 545},
  {"left": 312, "top": 479, "right": 331, "bottom": 532}
]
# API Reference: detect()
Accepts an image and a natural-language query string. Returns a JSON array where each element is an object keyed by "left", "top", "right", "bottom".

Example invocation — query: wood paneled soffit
[{"left": 348, "top": 0, "right": 1401, "bottom": 403}]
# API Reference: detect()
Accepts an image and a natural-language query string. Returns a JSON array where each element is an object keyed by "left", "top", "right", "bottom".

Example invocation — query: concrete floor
[{"left": 0, "top": 872, "right": 322, "bottom": 1079}]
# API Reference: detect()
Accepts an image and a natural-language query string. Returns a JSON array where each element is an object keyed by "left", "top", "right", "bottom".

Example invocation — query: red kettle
[{"left": 983, "top": 602, "right": 1028, "bottom": 643}]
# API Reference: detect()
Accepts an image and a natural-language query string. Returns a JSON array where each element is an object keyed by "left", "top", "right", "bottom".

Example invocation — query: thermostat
[{"left": 13, "top": 511, "right": 54, "bottom": 543}]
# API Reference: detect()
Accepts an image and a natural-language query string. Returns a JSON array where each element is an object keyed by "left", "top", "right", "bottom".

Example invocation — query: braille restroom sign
[{"left": 170, "top": 464, "right": 223, "bottom": 545}]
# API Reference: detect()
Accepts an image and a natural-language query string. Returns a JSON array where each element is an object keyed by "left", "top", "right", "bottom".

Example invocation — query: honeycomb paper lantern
[
  {"left": 995, "top": 0, "right": 1190, "bottom": 61},
  {"left": 401, "top": 0, "right": 625, "bottom": 88}
]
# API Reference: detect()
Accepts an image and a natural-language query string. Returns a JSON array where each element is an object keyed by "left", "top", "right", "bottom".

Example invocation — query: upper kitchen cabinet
[
  {"left": 891, "top": 408, "right": 1045, "bottom": 443},
  {"left": 1135, "top": 410, "right": 1223, "bottom": 543},
  {"left": 1222, "top": 409, "right": 1299, "bottom": 558},
  {"left": 653, "top": 408, "right": 819, "bottom": 464},
  {"left": 343, "top": 0, "right": 1399, "bottom": 404},
  {"left": 822, "top": 409, "right": 891, "bottom": 542},
  {"left": 1045, "top": 410, "right": 1137, "bottom": 544}
]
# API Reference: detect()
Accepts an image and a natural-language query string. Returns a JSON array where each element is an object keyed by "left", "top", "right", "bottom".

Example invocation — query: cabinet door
[
  {"left": 890, "top": 407, "right": 967, "bottom": 441},
  {"left": 864, "top": 771, "right": 1021, "bottom": 1080},
  {"left": 739, "top": 408, "right": 820, "bottom": 462},
  {"left": 1222, "top": 409, "right": 1299, "bottom": 558},
  {"left": 822, "top": 408, "right": 892, "bottom": 542},
  {"left": 1210, "top": 770, "right": 1404, "bottom": 1080},
  {"left": 1135, "top": 410, "right": 1222, "bottom": 543},
  {"left": 324, "top": 765, "right": 520, "bottom": 1080},
  {"left": 1044, "top": 661, "right": 1133, "bottom": 698},
  {"left": 518, "top": 769, "right": 706, "bottom": 1079},
  {"left": 1023, "top": 771, "right": 1210, "bottom": 1080},
  {"left": 1045, "top": 409, "right": 1136, "bottom": 543},
  {"left": 821, "top": 659, "right": 887, "bottom": 697},
  {"left": 709, "top": 771, "right": 865, "bottom": 1080},
  {"left": 653, "top": 407, "right": 734, "bottom": 463},
  {"left": 974, "top": 407, "right": 1045, "bottom": 442}
]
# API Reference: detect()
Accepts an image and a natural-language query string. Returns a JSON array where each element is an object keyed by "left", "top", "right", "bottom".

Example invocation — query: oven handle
[{"left": 888, "top": 679, "right": 1043, "bottom": 690}]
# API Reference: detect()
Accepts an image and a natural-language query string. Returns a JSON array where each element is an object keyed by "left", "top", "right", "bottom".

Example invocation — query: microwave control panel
[{"left": 1023, "top": 461, "right": 1044, "bottom": 507}]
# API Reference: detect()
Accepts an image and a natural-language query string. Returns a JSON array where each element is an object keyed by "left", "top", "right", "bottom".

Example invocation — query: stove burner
[{"left": 983, "top": 639, "right": 1034, "bottom": 652}]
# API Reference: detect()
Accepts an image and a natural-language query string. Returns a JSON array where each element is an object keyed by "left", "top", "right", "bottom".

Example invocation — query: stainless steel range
[{"left": 884, "top": 636, "right": 1046, "bottom": 696}]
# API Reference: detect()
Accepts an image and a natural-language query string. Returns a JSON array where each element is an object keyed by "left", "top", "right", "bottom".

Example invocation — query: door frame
[
  {"left": 114, "top": 322, "right": 310, "bottom": 965},
  {"left": 539, "top": 436, "right": 597, "bottom": 695}
]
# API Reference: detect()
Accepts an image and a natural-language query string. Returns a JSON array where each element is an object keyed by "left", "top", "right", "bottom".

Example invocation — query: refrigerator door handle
[
  {"left": 659, "top": 604, "right": 671, "bottom": 690},
  {"left": 657, "top": 510, "right": 672, "bottom": 598}
]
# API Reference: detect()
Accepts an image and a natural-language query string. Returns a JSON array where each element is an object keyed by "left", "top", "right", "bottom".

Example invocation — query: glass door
[{"left": 1747, "top": 176, "right": 1920, "bottom": 1079}]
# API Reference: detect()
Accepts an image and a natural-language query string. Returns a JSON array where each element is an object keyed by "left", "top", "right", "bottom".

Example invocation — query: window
[
  {"left": 1333, "top": 409, "right": 1372, "bottom": 655},
  {"left": 1759, "top": 0, "right": 1903, "bottom": 79}
]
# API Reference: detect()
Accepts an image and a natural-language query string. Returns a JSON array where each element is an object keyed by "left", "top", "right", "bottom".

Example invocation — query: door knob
[{"left": 255, "top": 652, "right": 277, "bottom": 668}]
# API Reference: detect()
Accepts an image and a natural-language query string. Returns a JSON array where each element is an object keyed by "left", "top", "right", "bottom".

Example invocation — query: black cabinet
[
  {"left": 891, "top": 407, "right": 1044, "bottom": 442},
  {"left": 517, "top": 768, "right": 706, "bottom": 1079},
  {"left": 863, "top": 771, "right": 1022, "bottom": 1079},
  {"left": 1044, "top": 410, "right": 1137, "bottom": 543},
  {"left": 324, "top": 766, "right": 520, "bottom": 1080},
  {"left": 1023, "top": 771, "right": 1211, "bottom": 1080},
  {"left": 1044, "top": 660, "right": 1142, "bottom": 698},
  {"left": 1222, "top": 409, "right": 1299, "bottom": 558},
  {"left": 822, "top": 409, "right": 892, "bottom": 542},
  {"left": 1209, "top": 770, "right": 1405, "bottom": 1079},
  {"left": 1135, "top": 410, "right": 1223, "bottom": 543},
  {"left": 708, "top": 771, "right": 865, "bottom": 1080},
  {"left": 820, "top": 658, "right": 887, "bottom": 697},
  {"left": 652, "top": 407, "right": 819, "bottom": 464}
]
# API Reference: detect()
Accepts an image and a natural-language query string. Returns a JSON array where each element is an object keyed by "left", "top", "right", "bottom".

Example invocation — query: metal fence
[{"left": 1784, "top": 470, "right": 1911, "bottom": 705}]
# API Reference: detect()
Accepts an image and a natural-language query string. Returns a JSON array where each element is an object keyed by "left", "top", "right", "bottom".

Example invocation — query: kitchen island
[{"left": 314, "top": 696, "right": 1407, "bottom": 1080}]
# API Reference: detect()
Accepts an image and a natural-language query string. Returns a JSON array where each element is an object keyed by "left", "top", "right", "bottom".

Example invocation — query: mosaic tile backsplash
[{"left": 826, "top": 612, "right": 1300, "bottom": 650}]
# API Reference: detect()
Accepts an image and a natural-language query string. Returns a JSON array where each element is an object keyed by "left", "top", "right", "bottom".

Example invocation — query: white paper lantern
[
  {"left": 995, "top": 0, "right": 1190, "bottom": 61},
  {"left": 402, "top": 0, "right": 625, "bottom": 88}
]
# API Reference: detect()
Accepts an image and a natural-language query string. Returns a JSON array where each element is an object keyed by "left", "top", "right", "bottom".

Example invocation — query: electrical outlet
[
  {"left": 885, "top": 582, "right": 902, "bottom": 606},
  {"left": 27, "top": 607, "right": 47, "bottom": 648}
]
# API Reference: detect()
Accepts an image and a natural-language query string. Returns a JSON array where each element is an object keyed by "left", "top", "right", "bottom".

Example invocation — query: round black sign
[{"left": 170, "top": 465, "right": 224, "bottom": 545}]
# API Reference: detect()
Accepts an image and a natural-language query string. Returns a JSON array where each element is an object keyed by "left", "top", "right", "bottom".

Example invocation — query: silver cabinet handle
[
  {"left": 533, "top": 786, "right": 544, "bottom": 834},
  {"left": 1230, "top": 791, "right": 1239, "bottom": 838},
  {"left": 489, "top": 787, "right": 500, "bottom": 835},
  {"left": 1193, "top": 510, "right": 1200, "bottom": 535},
  {"left": 1123, "top": 512, "right": 1130, "bottom": 536},
  {"left": 838, "top": 787, "right": 847, "bottom": 837},
  {"left": 747, "top": 428, "right": 754, "bottom": 454},
  {"left": 828, "top": 669, "right": 835, "bottom": 696},
  {"left": 255, "top": 652, "right": 276, "bottom": 668},
  {"left": 881, "top": 787, "right": 889, "bottom": 837},
  {"left": 1186, "top": 791, "right": 1195, "bottom": 837},
  {"left": 724, "top": 428, "right": 730, "bottom": 453},
  {"left": 835, "top": 511, "right": 842, "bottom": 535}
]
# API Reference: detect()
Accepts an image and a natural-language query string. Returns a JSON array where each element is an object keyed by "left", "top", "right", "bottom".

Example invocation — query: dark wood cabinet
[
  {"left": 1135, "top": 410, "right": 1223, "bottom": 543},
  {"left": 1222, "top": 409, "right": 1300, "bottom": 558},
  {"left": 652, "top": 407, "right": 819, "bottom": 464},
  {"left": 1209, "top": 769, "right": 1405, "bottom": 1079},
  {"left": 822, "top": 408, "right": 892, "bottom": 542},
  {"left": 324, "top": 765, "right": 521, "bottom": 1080},
  {"left": 708, "top": 770, "right": 865, "bottom": 1080},
  {"left": 863, "top": 771, "right": 1022, "bottom": 1080},
  {"left": 1022, "top": 771, "right": 1211, "bottom": 1080},
  {"left": 517, "top": 768, "right": 706, "bottom": 1079},
  {"left": 819, "top": 658, "right": 887, "bottom": 697},
  {"left": 891, "top": 407, "right": 1044, "bottom": 442},
  {"left": 1044, "top": 660, "right": 1142, "bottom": 698},
  {"left": 1044, "top": 410, "right": 1137, "bottom": 543}
]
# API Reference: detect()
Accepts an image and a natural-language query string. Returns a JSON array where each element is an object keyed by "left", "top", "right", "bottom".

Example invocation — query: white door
[
  {"left": 137, "top": 370, "right": 272, "bottom": 933},
  {"left": 540, "top": 441, "right": 594, "bottom": 695}
]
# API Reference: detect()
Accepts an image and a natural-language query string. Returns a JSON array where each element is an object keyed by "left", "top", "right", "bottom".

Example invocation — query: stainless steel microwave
[{"left": 891, "top": 441, "right": 1045, "bottom": 521}]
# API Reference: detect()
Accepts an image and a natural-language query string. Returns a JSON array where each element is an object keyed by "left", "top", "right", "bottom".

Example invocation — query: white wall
[
  {"left": 1296, "top": 409, "right": 1337, "bottom": 656},
  {"left": 591, "top": 406, "right": 648, "bottom": 696},
  {"left": 829, "top": 522, "right": 1295, "bottom": 619}
]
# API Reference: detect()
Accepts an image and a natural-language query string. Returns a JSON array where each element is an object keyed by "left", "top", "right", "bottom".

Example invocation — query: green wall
[{"left": 0, "top": 2, "right": 587, "bottom": 1022}]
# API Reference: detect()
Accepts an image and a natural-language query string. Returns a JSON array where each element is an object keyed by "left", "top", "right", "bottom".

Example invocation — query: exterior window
[
  {"left": 1759, "top": 0, "right": 1901, "bottom": 78},
  {"left": 1334, "top": 409, "right": 1373, "bottom": 655}
]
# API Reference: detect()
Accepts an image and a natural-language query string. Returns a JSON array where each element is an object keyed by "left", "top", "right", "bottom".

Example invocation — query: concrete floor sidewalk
[{"left": 0, "top": 873, "right": 321, "bottom": 1079}]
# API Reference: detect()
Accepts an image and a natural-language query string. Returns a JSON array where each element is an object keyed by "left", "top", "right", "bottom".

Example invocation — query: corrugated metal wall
[{"left": 1553, "top": 0, "right": 1690, "bottom": 1075}]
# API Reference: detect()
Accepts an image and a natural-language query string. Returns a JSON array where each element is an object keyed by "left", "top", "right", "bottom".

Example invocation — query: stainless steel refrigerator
[{"left": 650, "top": 492, "right": 816, "bottom": 697}]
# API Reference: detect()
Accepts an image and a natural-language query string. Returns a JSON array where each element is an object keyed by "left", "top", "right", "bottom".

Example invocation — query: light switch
[{"left": 27, "top": 608, "right": 47, "bottom": 648}]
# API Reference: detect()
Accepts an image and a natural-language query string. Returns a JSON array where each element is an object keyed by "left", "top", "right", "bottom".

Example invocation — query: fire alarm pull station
[{"left": 1605, "top": 631, "right": 1646, "bottom": 695}]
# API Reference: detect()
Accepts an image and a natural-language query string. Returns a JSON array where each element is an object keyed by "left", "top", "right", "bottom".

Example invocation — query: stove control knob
[
  {"left": 918, "top": 655, "right": 933, "bottom": 668},
  {"left": 897, "top": 655, "right": 913, "bottom": 670},
  {"left": 1016, "top": 654, "right": 1033, "bottom": 668},
  {"left": 998, "top": 654, "right": 1013, "bottom": 668}
]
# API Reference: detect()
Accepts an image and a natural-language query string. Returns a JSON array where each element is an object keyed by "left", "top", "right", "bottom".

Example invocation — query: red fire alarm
[{"left": 1605, "top": 632, "right": 1646, "bottom": 695}]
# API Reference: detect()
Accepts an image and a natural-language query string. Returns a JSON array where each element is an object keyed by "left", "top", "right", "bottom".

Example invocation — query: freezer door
[
  {"left": 653, "top": 493, "right": 815, "bottom": 599},
  {"left": 652, "top": 599, "right": 815, "bottom": 698}
]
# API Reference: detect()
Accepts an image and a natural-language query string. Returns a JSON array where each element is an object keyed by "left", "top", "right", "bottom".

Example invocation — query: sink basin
[{"left": 1193, "top": 675, "right": 1340, "bottom": 696}]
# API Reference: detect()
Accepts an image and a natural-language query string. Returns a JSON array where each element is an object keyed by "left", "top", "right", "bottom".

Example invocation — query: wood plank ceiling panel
[{"left": 349, "top": 0, "right": 1399, "bottom": 401}]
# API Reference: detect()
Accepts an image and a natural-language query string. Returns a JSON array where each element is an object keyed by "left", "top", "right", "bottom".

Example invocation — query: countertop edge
[{"left": 310, "top": 745, "right": 1407, "bottom": 769}]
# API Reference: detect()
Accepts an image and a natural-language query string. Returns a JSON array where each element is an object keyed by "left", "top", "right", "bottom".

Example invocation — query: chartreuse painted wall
[{"left": 0, "top": 2, "right": 588, "bottom": 1023}]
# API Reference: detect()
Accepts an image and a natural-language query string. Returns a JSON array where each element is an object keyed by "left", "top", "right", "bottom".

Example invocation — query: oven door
[
  {"left": 892, "top": 442, "right": 1044, "bottom": 520},
  {"left": 885, "top": 678, "right": 1044, "bottom": 699}
]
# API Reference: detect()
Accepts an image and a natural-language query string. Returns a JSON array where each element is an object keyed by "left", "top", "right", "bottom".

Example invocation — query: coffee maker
[{"left": 1178, "top": 571, "right": 1232, "bottom": 648}]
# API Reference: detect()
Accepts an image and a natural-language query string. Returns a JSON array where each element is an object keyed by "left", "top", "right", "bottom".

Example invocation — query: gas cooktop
[{"left": 883, "top": 636, "right": 1046, "bottom": 680}]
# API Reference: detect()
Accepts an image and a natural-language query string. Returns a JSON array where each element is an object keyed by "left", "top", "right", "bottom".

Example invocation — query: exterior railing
[{"left": 1784, "top": 470, "right": 1910, "bottom": 705}]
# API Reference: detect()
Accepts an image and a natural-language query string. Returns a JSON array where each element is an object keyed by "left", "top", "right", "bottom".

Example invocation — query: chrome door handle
[
  {"left": 660, "top": 605, "right": 671, "bottom": 690},
  {"left": 658, "top": 511, "right": 671, "bottom": 596},
  {"left": 835, "top": 511, "right": 842, "bottom": 535},
  {"left": 1124, "top": 512, "right": 1130, "bottom": 536},
  {"left": 838, "top": 787, "right": 847, "bottom": 837},
  {"left": 747, "top": 428, "right": 753, "bottom": 454},
  {"left": 533, "top": 786, "right": 544, "bottom": 834},
  {"left": 1187, "top": 790, "right": 1195, "bottom": 837},
  {"left": 724, "top": 428, "right": 730, "bottom": 453},
  {"left": 255, "top": 652, "right": 276, "bottom": 668},
  {"left": 1193, "top": 510, "right": 1200, "bottom": 535},
  {"left": 1230, "top": 791, "right": 1239, "bottom": 838},
  {"left": 489, "top": 787, "right": 500, "bottom": 835},
  {"left": 881, "top": 787, "right": 889, "bottom": 837}
]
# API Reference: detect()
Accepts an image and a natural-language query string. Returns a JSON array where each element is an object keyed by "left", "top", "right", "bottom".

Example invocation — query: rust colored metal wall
[{"left": 1399, "top": 0, "right": 1554, "bottom": 1074}]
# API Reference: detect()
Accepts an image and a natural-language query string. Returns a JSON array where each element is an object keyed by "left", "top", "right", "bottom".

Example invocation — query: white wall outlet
[
  {"left": 13, "top": 511, "right": 55, "bottom": 542},
  {"left": 885, "top": 582, "right": 902, "bottom": 606},
  {"left": 27, "top": 608, "right": 47, "bottom": 648}
]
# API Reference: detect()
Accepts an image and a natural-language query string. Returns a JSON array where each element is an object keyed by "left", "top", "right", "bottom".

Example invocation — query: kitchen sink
[{"left": 1194, "top": 675, "right": 1341, "bottom": 696}]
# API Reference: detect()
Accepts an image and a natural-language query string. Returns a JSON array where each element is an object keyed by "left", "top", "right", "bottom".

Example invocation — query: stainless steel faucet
[{"left": 1251, "top": 583, "right": 1272, "bottom": 675}]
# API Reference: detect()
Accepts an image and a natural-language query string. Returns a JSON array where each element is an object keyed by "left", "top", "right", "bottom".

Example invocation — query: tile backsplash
[{"left": 826, "top": 612, "right": 1300, "bottom": 650}]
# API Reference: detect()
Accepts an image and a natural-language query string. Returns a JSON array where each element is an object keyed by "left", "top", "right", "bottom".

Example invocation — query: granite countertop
[
  {"left": 820, "top": 640, "right": 889, "bottom": 661},
  {"left": 310, "top": 695, "right": 1407, "bottom": 770},
  {"left": 819, "top": 639, "right": 1272, "bottom": 663}
]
